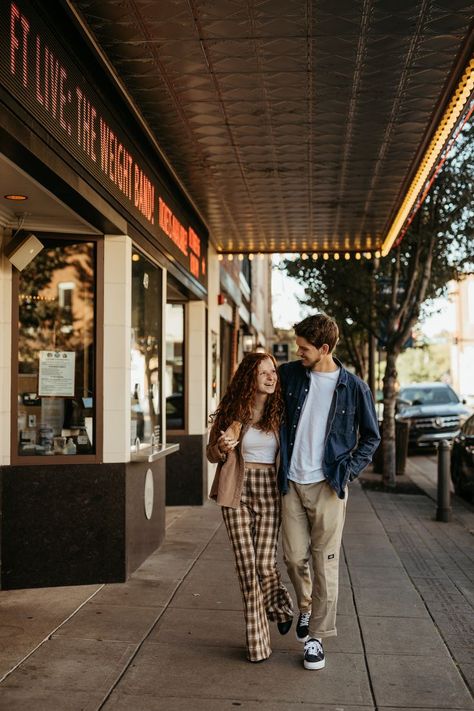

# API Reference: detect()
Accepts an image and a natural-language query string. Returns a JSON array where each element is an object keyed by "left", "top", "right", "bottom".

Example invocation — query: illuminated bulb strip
[{"left": 382, "top": 59, "right": 474, "bottom": 257}]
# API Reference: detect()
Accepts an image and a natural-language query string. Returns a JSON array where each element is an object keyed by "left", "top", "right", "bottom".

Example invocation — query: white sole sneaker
[
  {"left": 304, "top": 657, "right": 326, "bottom": 670},
  {"left": 296, "top": 632, "right": 309, "bottom": 643}
]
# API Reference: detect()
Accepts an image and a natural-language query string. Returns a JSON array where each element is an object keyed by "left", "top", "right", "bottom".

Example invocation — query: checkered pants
[{"left": 222, "top": 466, "right": 294, "bottom": 662}]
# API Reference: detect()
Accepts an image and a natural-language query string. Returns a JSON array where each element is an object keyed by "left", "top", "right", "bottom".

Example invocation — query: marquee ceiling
[{"left": 69, "top": 0, "right": 473, "bottom": 254}]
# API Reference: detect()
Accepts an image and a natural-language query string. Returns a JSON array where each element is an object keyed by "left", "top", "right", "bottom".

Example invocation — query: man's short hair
[{"left": 294, "top": 313, "right": 339, "bottom": 352}]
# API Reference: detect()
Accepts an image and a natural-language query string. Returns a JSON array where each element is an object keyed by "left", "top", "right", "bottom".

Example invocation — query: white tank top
[{"left": 241, "top": 426, "right": 278, "bottom": 464}]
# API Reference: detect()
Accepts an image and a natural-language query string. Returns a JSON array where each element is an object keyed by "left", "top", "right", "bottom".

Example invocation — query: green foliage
[{"left": 396, "top": 342, "right": 451, "bottom": 386}]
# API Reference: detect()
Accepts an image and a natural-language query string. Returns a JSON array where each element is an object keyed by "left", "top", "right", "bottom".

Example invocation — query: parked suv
[{"left": 395, "top": 382, "right": 470, "bottom": 449}]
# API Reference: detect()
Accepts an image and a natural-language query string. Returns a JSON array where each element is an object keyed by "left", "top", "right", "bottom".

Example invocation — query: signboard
[
  {"left": 38, "top": 350, "right": 75, "bottom": 396},
  {"left": 273, "top": 343, "right": 289, "bottom": 362},
  {"left": 0, "top": 1, "right": 207, "bottom": 286}
]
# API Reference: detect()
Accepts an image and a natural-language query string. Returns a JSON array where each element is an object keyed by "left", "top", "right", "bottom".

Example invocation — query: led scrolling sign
[{"left": 2, "top": 2, "right": 206, "bottom": 284}]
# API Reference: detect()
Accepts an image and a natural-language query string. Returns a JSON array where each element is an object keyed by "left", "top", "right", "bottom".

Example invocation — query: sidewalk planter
[{"left": 372, "top": 420, "right": 410, "bottom": 476}]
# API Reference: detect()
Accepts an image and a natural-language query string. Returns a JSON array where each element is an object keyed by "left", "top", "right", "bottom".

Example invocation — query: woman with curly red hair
[{"left": 207, "top": 351, "right": 293, "bottom": 663}]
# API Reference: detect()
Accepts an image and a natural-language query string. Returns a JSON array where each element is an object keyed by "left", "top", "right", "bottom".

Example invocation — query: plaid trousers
[{"left": 222, "top": 466, "right": 294, "bottom": 662}]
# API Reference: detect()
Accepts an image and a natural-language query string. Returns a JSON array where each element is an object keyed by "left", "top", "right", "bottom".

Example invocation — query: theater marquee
[{"left": 1, "top": 1, "right": 207, "bottom": 286}]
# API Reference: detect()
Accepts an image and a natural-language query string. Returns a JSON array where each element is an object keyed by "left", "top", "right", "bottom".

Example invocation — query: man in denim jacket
[{"left": 278, "top": 313, "right": 380, "bottom": 671}]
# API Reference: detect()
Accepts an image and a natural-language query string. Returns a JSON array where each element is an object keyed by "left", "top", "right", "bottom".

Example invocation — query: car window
[
  {"left": 399, "top": 386, "right": 459, "bottom": 405},
  {"left": 463, "top": 415, "right": 474, "bottom": 436}
]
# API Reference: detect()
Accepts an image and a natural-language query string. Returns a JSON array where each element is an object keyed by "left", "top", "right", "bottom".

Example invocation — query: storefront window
[
  {"left": 166, "top": 303, "right": 185, "bottom": 430},
  {"left": 16, "top": 238, "right": 96, "bottom": 457},
  {"left": 131, "top": 250, "right": 163, "bottom": 449}
]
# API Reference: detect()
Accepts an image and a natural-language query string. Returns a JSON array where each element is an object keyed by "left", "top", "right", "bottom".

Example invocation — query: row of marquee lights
[
  {"left": 217, "top": 251, "right": 382, "bottom": 261},
  {"left": 381, "top": 57, "right": 474, "bottom": 256},
  {"left": 217, "top": 59, "right": 474, "bottom": 262},
  {"left": 216, "top": 59, "right": 474, "bottom": 265}
]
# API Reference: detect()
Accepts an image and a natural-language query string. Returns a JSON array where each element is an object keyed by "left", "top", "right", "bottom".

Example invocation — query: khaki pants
[{"left": 282, "top": 479, "right": 347, "bottom": 639}]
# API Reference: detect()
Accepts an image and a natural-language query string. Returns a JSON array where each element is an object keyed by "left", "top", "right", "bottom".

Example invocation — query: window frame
[
  {"left": 10, "top": 234, "right": 104, "bottom": 465},
  {"left": 165, "top": 300, "right": 186, "bottom": 435},
  {"left": 130, "top": 246, "right": 166, "bottom": 453}
]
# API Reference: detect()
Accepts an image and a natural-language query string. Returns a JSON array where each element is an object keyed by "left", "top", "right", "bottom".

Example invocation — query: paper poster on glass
[{"left": 38, "top": 351, "right": 76, "bottom": 397}]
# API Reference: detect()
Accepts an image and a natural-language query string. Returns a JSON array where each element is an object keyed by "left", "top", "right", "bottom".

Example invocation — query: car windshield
[{"left": 399, "top": 386, "right": 459, "bottom": 406}]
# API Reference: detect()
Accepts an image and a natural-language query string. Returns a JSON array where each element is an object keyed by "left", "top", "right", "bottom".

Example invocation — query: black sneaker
[
  {"left": 304, "top": 638, "right": 325, "bottom": 670},
  {"left": 277, "top": 618, "right": 293, "bottom": 635},
  {"left": 296, "top": 611, "right": 311, "bottom": 642}
]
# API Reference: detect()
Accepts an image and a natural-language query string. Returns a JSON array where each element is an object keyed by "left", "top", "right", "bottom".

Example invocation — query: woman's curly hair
[{"left": 210, "top": 352, "right": 282, "bottom": 433}]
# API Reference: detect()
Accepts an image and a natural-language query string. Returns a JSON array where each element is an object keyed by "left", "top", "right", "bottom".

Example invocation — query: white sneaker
[{"left": 303, "top": 638, "right": 325, "bottom": 670}]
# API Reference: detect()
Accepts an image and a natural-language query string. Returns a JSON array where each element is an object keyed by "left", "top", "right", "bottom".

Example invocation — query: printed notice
[{"left": 38, "top": 351, "right": 76, "bottom": 397}]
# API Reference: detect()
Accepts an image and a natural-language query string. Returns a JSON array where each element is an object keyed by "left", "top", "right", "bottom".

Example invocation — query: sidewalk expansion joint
[{"left": 0, "top": 584, "right": 105, "bottom": 685}]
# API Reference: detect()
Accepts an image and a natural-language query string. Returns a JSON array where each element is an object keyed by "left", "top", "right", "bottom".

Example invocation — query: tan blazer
[{"left": 206, "top": 422, "right": 280, "bottom": 509}]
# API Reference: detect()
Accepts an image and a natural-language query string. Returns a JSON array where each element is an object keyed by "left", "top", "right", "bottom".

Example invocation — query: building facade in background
[{"left": 451, "top": 276, "right": 474, "bottom": 405}]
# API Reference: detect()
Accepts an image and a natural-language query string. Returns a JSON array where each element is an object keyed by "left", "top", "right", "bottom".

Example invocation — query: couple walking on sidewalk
[{"left": 207, "top": 313, "right": 381, "bottom": 669}]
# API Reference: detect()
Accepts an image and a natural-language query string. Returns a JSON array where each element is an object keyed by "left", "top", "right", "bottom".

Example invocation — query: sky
[
  {"left": 271, "top": 256, "right": 455, "bottom": 338},
  {"left": 271, "top": 258, "right": 307, "bottom": 329}
]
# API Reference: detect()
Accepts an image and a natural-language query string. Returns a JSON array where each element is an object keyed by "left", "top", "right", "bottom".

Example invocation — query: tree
[{"left": 283, "top": 122, "right": 474, "bottom": 487}]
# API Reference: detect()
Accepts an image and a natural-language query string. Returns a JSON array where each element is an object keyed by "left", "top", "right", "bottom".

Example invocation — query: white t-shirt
[
  {"left": 289, "top": 368, "right": 340, "bottom": 484},
  {"left": 241, "top": 426, "right": 278, "bottom": 464}
]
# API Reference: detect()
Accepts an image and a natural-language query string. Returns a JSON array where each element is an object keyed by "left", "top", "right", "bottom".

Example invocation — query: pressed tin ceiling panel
[{"left": 70, "top": 0, "right": 473, "bottom": 253}]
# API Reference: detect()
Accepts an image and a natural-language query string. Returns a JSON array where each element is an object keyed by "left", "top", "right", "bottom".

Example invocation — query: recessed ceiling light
[{"left": 4, "top": 194, "right": 28, "bottom": 201}]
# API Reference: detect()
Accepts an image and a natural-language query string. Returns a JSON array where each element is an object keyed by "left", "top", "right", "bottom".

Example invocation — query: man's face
[{"left": 296, "top": 336, "right": 324, "bottom": 370}]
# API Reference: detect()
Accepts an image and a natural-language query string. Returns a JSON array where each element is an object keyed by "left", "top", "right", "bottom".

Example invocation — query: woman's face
[{"left": 255, "top": 357, "right": 277, "bottom": 395}]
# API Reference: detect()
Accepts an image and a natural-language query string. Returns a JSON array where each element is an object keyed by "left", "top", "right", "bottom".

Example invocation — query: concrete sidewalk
[{"left": 0, "top": 460, "right": 473, "bottom": 710}]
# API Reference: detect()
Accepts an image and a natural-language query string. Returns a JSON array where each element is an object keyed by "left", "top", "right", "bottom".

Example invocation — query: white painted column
[
  {"left": 0, "top": 230, "right": 12, "bottom": 465},
  {"left": 206, "top": 246, "right": 221, "bottom": 493},
  {"left": 207, "top": 243, "right": 221, "bottom": 414},
  {"left": 186, "top": 300, "right": 206, "bottom": 436},
  {"left": 103, "top": 234, "right": 131, "bottom": 463}
]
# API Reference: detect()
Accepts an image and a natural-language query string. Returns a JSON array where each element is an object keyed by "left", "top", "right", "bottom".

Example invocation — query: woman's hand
[{"left": 218, "top": 431, "right": 238, "bottom": 455}]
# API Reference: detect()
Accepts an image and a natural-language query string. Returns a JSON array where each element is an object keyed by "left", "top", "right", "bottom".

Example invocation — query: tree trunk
[{"left": 382, "top": 348, "right": 398, "bottom": 488}]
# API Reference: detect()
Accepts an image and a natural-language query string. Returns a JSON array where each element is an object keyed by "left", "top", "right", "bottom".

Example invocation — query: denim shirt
[{"left": 278, "top": 358, "right": 381, "bottom": 499}]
